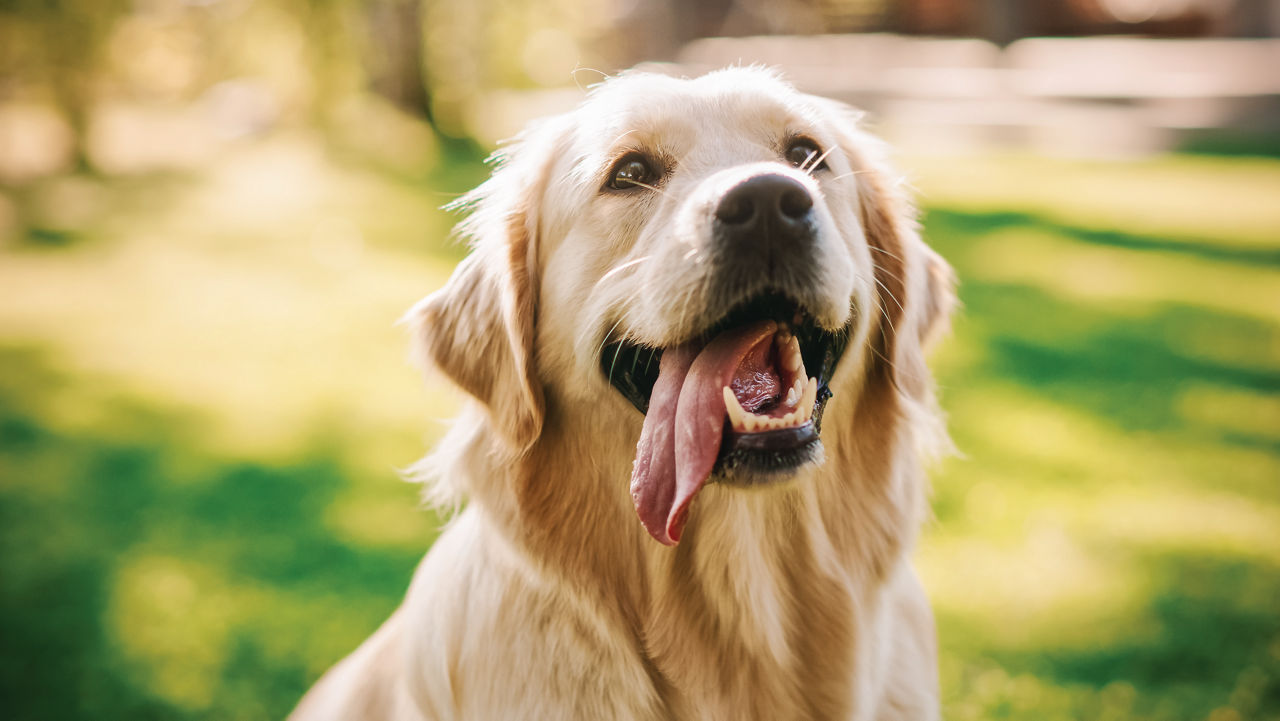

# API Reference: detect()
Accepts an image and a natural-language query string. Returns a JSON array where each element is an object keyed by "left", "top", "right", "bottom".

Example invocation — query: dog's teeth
[
  {"left": 726, "top": 380, "right": 819, "bottom": 433},
  {"left": 800, "top": 377, "right": 818, "bottom": 421},
  {"left": 780, "top": 335, "right": 804, "bottom": 375},
  {"left": 785, "top": 347, "right": 802, "bottom": 373},
  {"left": 724, "top": 386, "right": 747, "bottom": 430}
]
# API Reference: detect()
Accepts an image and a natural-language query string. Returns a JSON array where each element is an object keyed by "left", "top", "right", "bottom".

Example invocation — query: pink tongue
[{"left": 630, "top": 320, "right": 778, "bottom": 545}]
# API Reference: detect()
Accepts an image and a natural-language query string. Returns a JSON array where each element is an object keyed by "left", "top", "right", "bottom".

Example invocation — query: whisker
[
  {"left": 867, "top": 251, "right": 907, "bottom": 318},
  {"left": 571, "top": 66, "right": 610, "bottom": 92},
  {"left": 593, "top": 317, "right": 627, "bottom": 363},
  {"left": 596, "top": 255, "right": 652, "bottom": 286},
  {"left": 608, "top": 337, "right": 626, "bottom": 385},
  {"left": 804, "top": 145, "right": 838, "bottom": 174},
  {"left": 873, "top": 274, "right": 906, "bottom": 317},
  {"left": 867, "top": 244, "right": 906, "bottom": 265},
  {"left": 863, "top": 247, "right": 910, "bottom": 289},
  {"left": 610, "top": 128, "right": 641, "bottom": 146},
  {"left": 828, "top": 169, "right": 869, "bottom": 183},
  {"left": 619, "top": 178, "right": 671, "bottom": 198},
  {"left": 855, "top": 270, "right": 910, "bottom": 387},
  {"left": 870, "top": 340, "right": 901, "bottom": 383},
  {"left": 644, "top": 346, "right": 659, "bottom": 376}
]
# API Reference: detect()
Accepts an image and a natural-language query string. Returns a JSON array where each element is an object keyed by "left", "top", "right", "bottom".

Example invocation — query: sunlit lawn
[{"left": 1, "top": 139, "right": 1277, "bottom": 720}]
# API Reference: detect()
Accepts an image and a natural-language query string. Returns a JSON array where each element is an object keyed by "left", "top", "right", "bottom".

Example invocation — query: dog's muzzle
[{"left": 602, "top": 172, "right": 853, "bottom": 545}]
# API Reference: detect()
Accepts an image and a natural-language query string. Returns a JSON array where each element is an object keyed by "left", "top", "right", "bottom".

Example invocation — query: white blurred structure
[
  {"left": 679, "top": 34, "right": 1280, "bottom": 157},
  {"left": 470, "top": 35, "right": 1280, "bottom": 158}
]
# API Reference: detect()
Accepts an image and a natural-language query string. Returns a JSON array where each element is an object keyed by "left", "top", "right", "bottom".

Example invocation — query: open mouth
[{"left": 601, "top": 292, "right": 850, "bottom": 545}]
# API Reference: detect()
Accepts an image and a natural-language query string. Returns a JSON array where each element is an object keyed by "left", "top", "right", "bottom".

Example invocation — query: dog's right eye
[{"left": 607, "top": 155, "right": 658, "bottom": 191}]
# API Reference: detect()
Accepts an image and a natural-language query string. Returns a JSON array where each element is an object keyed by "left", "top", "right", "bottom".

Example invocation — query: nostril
[
  {"left": 779, "top": 186, "right": 813, "bottom": 220},
  {"left": 715, "top": 194, "right": 755, "bottom": 226},
  {"left": 714, "top": 173, "right": 814, "bottom": 235}
]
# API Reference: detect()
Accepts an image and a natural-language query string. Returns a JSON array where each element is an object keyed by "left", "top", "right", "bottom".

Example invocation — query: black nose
[{"left": 714, "top": 173, "right": 815, "bottom": 248}]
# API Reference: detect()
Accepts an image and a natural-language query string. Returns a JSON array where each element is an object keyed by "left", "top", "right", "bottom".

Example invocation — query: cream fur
[{"left": 291, "top": 67, "right": 956, "bottom": 721}]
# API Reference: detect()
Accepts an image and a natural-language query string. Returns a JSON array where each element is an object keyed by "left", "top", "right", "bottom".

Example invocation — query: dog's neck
[{"left": 455, "top": 376, "right": 925, "bottom": 718}]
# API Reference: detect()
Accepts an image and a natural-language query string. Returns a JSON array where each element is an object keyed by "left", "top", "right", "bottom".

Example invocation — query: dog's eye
[
  {"left": 608, "top": 154, "right": 658, "bottom": 191},
  {"left": 785, "top": 138, "right": 827, "bottom": 171}
]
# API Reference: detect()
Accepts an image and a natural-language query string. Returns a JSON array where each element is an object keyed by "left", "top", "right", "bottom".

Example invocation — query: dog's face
[{"left": 410, "top": 68, "right": 953, "bottom": 547}]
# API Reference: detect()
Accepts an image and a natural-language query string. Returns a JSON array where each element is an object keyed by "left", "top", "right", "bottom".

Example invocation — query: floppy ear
[
  {"left": 404, "top": 121, "right": 565, "bottom": 452},
  {"left": 916, "top": 244, "right": 957, "bottom": 353},
  {"left": 859, "top": 167, "right": 956, "bottom": 355},
  {"left": 406, "top": 234, "right": 541, "bottom": 450}
]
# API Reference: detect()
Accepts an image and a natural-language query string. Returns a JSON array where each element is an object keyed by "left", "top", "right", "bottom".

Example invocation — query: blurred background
[{"left": 1, "top": 0, "right": 1278, "bottom": 719}]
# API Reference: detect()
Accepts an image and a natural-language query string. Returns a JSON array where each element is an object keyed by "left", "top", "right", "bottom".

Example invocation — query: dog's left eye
[
  {"left": 608, "top": 154, "right": 659, "bottom": 191},
  {"left": 785, "top": 138, "right": 827, "bottom": 171}
]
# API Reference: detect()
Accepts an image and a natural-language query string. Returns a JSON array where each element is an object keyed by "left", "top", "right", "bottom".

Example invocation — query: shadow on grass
[
  {"left": 924, "top": 205, "right": 1279, "bottom": 451},
  {"left": 962, "top": 282, "right": 1278, "bottom": 442},
  {"left": 986, "top": 552, "right": 1280, "bottom": 720},
  {"left": 924, "top": 208, "right": 1280, "bottom": 267},
  {"left": 0, "top": 346, "right": 423, "bottom": 720}
]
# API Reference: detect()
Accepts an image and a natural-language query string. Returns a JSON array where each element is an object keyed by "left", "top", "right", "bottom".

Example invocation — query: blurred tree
[
  {"left": 0, "top": 0, "right": 130, "bottom": 173},
  {"left": 362, "top": 0, "right": 433, "bottom": 123}
]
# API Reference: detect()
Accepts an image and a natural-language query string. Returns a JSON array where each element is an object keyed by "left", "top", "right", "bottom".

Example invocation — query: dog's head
[{"left": 409, "top": 68, "right": 954, "bottom": 546}]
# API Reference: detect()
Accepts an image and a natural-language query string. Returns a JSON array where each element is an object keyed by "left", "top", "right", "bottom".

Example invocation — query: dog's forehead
[{"left": 576, "top": 70, "right": 824, "bottom": 156}]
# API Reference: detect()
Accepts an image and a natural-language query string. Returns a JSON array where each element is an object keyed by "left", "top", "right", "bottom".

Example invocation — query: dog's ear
[
  {"left": 915, "top": 244, "right": 957, "bottom": 353},
  {"left": 858, "top": 164, "right": 956, "bottom": 356},
  {"left": 405, "top": 120, "right": 566, "bottom": 452},
  {"left": 406, "top": 237, "right": 541, "bottom": 451}
]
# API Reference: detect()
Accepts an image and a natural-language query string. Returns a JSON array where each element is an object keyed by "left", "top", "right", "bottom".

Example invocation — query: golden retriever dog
[{"left": 291, "top": 66, "right": 955, "bottom": 721}]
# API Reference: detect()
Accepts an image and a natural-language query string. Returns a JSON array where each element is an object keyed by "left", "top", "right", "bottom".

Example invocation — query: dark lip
[{"left": 600, "top": 291, "right": 849, "bottom": 478}]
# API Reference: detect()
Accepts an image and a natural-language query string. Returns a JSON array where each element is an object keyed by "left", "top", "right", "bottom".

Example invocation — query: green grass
[
  {"left": 1, "top": 143, "right": 1278, "bottom": 720},
  {"left": 911, "top": 153, "right": 1280, "bottom": 720}
]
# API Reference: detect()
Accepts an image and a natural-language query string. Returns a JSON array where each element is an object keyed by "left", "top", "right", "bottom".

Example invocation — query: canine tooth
[
  {"left": 785, "top": 347, "right": 802, "bottom": 373},
  {"left": 724, "top": 387, "right": 747, "bottom": 430},
  {"left": 799, "top": 377, "right": 818, "bottom": 421},
  {"left": 784, "top": 387, "right": 798, "bottom": 407},
  {"left": 786, "top": 336, "right": 805, "bottom": 374}
]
